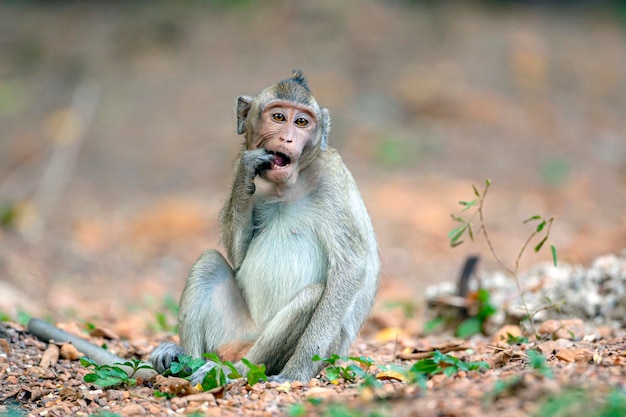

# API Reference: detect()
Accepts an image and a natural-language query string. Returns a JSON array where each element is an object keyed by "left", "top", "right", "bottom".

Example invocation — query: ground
[{"left": 0, "top": 1, "right": 625, "bottom": 416}]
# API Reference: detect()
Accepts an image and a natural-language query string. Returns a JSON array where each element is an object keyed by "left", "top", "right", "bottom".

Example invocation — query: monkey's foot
[
  {"left": 190, "top": 360, "right": 239, "bottom": 386},
  {"left": 267, "top": 373, "right": 292, "bottom": 384},
  {"left": 150, "top": 342, "right": 185, "bottom": 374}
]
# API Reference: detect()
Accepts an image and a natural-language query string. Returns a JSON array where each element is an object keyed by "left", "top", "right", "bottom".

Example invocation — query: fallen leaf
[
  {"left": 538, "top": 319, "right": 585, "bottom": 340},
  {"left": 375, "top": 327, "right": 406, "bottom": 343},
  {"left": 397, "top": 340, "right": 469, "bottom": 360},
  {"left": 491, "top": 325, "right": 523, "bottom": 344},
  {"left": 40, "top": 344, "right": 60, "bottom": 368},
  {"left": 556, "top": 348, "right": 593, "bottom": 363},
  {"left": 275, "top": 382, "right": 291, "bottom": 393},
  {"left": 60, "top": 343, "right": 83, "bottom": 360},
  {"left": 0, "top": 338, "right": 10, "bottom": 355},
  {"left": 376, "top": 370, "right": 409, "bottom": 383},
  {"left": 154, "top": 375, "right": 196, "bottom": 397},
  {"left": 88, "top": 325, "right": 120, "bottom": 340},
  {"left": 488, "top": 349, "right": 515, "bottom": 368}
]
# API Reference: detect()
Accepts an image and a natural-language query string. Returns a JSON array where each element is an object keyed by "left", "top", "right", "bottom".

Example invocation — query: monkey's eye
[
  {"left": 294, "top": 117, "right": 309, "bottom": 127},
  {"left": 271, "top": 113, "right": 286, "bottom": 122}
]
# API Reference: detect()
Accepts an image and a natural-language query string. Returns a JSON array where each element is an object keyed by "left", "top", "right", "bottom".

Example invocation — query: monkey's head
[{"left": 236, "top": 70, "right": 331, "bottom": 185}]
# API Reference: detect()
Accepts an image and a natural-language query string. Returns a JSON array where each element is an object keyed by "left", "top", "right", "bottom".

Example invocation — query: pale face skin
[{"left": 253, "top": 100, "right": 318, "bottom": 185}]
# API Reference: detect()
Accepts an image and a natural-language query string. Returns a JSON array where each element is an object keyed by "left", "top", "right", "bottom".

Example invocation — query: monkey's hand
[
  {"left": 239, "top": 149, "right": 274, "bottom": 195},
  {"left": 149, "top": 342, "right": 185, "bottom": 374}
]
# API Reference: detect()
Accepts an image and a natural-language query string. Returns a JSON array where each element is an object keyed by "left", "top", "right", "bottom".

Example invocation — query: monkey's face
[{"left": 253, "top": 100, "right": 318, "bottom": 184}]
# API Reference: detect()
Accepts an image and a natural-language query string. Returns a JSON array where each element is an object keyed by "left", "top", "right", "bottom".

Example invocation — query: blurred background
[{"left": 0, "top": 0, "right": 625, "bottom": 331}]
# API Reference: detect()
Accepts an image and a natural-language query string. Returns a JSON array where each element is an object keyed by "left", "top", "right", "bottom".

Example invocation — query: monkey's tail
[{"left": 27, "top": 318, "right": 156, "bottom": 379}]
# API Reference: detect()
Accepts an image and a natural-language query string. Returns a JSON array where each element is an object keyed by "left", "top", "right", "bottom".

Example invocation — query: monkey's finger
[{"left": 149, "top": 342, "right": 185, "bottom": 374}]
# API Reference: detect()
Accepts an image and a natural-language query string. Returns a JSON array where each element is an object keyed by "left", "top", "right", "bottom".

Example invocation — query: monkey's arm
[{"left": 220, "top": 149, "right": 274, "bottom": 267}]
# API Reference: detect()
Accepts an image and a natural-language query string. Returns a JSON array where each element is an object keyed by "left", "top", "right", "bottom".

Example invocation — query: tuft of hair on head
[{"left": 289, "top": 69, "right": 309, "bottom": 90}]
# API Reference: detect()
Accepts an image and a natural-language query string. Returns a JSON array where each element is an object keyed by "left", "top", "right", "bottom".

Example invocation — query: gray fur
[{"left": 150, "top": 73, "right": 380, "bottom": 383}]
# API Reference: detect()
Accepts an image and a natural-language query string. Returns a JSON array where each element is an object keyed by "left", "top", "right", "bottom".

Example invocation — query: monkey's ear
[
  {"left": 319, "top": 108, "right": 331, "bottom": 150},
  {"left": 236, "top": 96, "right": 253, "bottom": 135}
]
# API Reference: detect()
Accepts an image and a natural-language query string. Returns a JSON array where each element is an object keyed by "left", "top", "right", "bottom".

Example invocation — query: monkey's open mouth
[{"left": 269, "top": 151, "right": 291, "bottom": 168}]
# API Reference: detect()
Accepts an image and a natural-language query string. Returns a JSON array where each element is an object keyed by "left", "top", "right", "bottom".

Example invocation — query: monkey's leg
[
  {"left": 188, "top": 283, "right": 324, "bottom": 385},
  {"left": 150, "top": 249, "right": 257, "bottom": 374},
  {"left": 245, "top": 284, "right": 325, "bottom": 376}
]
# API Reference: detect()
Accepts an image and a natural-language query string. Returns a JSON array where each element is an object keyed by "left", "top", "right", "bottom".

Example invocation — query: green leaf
[
  {"left": 534, "top": 236, "right": 548, "bottom": 252},
  {"left": 450, "top": 214, "right": 465, "bottom": 223},
  {"left": 485, "top": 178, "right": 491, "bottom": 187},
  {"left": 456, "top": 317, "right": 482, "bottom": 338},
  {"left": 326, "top": 367, "right": 341, "bottom": 382},
  {"left": 536, "top": 220, "right": 547, "bottom": 232},
  {"left": 410, "top": 358, "right": 439, "bottom": 375},
  {"left": 523, "top": 215, "right": 542, "bottom": 224},
  {"left": 459, "top": 199, "right": 478, "bottom": 211},
  {"left": 423, "top": 317, "right": 445, "bottom": 334},
  {"left": 347, "top": 356, "right": 375, "bottom": 368},
  {"left": 80, "top": 357, "right": 98, "bottom": 368},
  {"left": 288, "top": 403, "right": 306, "bottom": 417},
  {"left": 201, "top": 365, "right": 227, "bottom": 391},
  {"left": 527, "top": 350, "right": 553, "bottom": 378},
  {"left": 551, "top": 245, "right": 558, "bottom": 267},
  {"left": 448, "top": 224, "right": 467, "bottom": 247},
  {"left": 241, "top": 358, "right": 266, "bottom": 385},
  {"left": 472, "top": 184, "right": 480, "bottom": 197},
  {"left": 224, "top": 360, "right": 243, "bottom": 380}
]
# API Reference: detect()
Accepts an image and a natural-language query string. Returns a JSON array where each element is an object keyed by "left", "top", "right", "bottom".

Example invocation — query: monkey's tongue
[{"left": 271, "top": 152, "right": 290, "bottom": 167}]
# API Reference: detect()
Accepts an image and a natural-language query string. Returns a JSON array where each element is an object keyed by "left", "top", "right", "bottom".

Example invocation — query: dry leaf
[
  {"left": 491, "top": 325, "right": 523, "bottom": 344},
  {"left": 397, "top": 340, "right": 469, "bottom": 360},
  {"left": 154, "top": 375, "right": 196, "bottom": 397},
  {"left": 0, "top": 338, "right": 11, "bottom": 355},
  {"left": 60, "top": 343, "right": 83, "bottom": 360},
  {"left": 375, "top": 327, "right": 406, "bottom": 343},
  {"left": 538, "top": 319, "right": 585, "bottom": 340},
  {"left": 376, "top": 370, "right": 409, "bottom": 383},
  {"left": 88, "top": 325, "right": 120, "bottom": 340},
  {"left": 489, "top": 349, "right": 515, "bottom": 368},
  {"left": 275, "top": 382, "right": 292, "bottom": 393},
  {"left": 556, "top": 348, "right": 593, "bottom": 363},
  {"left": 40, "top": 344, "right": 60, "bottom": 368}
]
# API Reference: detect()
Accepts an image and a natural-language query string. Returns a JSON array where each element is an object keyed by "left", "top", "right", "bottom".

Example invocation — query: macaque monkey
[{"left": 150, "top": 70, "right": 380, "bottom": 383}]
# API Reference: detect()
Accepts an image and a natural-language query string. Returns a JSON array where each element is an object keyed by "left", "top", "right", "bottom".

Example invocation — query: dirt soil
[{"left": 1, "top": 1, "right": 625, "bottom": 416}]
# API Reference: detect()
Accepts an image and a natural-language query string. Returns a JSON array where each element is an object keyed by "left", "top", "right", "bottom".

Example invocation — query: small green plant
[
  {"left": 505, "top": 333, "right": 529, "bottom": 344},
  {"left": 16, "top": 310, "right": 31, "bottom": 327},
  {"left": 423, "top": 317, "right": 446, "bottom": 334},
  {"left": 455, "top": 288, "right": 497, "bottom": 338},
  {"left": 408, "top": 350, "right": 489, "bottom": 378},
  {"left": 81, "top": 358, "right": 153, "bottom": 388},
  {"left": 449, "top": 179, "right": 557, "bottom": 336},
  {"left": 533, "top": 388, "right": 626, "bottom": 417},
  {"left": 163, "top": 354, "right": 205, "bottom": 378},
  {"left": 526, "top": 350, "right": 553, "bottom": 379},
  {"left": 312, "top": 354, "right": 380, "bottom": 387},
  {"left": 288, "top": 402, "right": 388, "bottom": 417},
  {"left": 152, "top": 295, "right": 179, "bottom": 333},
  {"left": 241, "top": 357, "right": 267, "bottom": 385},
  {"left": 91, "top": 411, "right": 123, "bottom": 417},
  {"left": 164, "top": 353, "right": 267, "bottom": 391}
]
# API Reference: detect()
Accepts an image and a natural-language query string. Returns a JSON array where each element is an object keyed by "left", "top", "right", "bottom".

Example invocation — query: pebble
[{"left": 120, "top": 403, "right": 146, "bottom": 416}]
